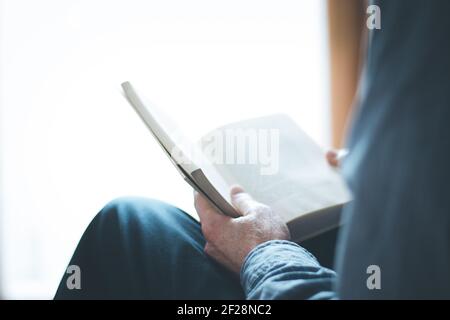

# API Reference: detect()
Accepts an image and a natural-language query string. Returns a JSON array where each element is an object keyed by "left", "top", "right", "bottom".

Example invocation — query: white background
[{"left": 0, "top": 0, "right": 330, "bottom": 299}]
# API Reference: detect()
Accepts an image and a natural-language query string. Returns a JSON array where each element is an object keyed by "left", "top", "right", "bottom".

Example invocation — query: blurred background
[{"left": 0, "top": 0, "right": 363, "bottom": 299}]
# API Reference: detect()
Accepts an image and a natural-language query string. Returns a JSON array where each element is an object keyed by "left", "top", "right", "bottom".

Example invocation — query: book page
[
  {"left": 122, "top": 82, "right": 238, "bottom": 216},
  {"left": 198, "top": 114, "right": 351, "bottom": 222},
  {"left": 122, "top": 82, "right": 197, "bottom": 172}
]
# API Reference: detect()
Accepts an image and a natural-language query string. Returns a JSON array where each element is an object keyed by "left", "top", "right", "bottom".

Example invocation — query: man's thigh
[{"left": 55, "top": 197, "right": 244, "bottom": 299}]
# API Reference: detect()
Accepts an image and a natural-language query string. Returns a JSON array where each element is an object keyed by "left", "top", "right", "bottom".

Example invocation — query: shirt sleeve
[{"left": 240, "top": 240, "right": 337, "bottom": 300}]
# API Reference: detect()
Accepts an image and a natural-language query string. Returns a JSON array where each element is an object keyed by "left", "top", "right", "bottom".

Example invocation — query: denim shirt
[
  {"left": 241, "top": 240, "right": 336, "bottom": 299},
  {"left": 241, "top": 0, "right": 450, "bottom": 299}
]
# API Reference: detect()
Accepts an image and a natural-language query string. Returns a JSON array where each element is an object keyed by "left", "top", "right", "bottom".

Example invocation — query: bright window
[{"left": 0, "top": 0, "right": 330, "bottom": 299}]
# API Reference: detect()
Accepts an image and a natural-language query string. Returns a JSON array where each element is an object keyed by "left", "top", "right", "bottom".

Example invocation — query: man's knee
[{"left": 93, "top": 197, "right": 194, "bottom": 238}]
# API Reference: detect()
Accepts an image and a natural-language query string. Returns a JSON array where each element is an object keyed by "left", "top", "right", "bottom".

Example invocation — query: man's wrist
[{"left": 240, "top": 240, "right": 320, "bottom": 295}]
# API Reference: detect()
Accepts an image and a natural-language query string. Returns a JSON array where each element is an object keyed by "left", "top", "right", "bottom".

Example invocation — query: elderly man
[{"left": 55, "top": 0, "right": 450, "bottom": 299}]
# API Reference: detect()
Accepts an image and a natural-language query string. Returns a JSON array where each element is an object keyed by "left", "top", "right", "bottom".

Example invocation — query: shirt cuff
[{"left": 240, "top": 240, "right": 321, "bottom": 296}]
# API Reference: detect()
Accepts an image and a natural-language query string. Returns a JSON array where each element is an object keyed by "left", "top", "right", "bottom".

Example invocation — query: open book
[{"left": 122, "top": 81, "right": 351, "bottom": 241}]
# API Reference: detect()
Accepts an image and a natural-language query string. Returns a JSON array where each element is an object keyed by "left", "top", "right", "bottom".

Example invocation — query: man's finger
[
  {"left": 230, "top": 185, "right": 259, "bottom": 216},
  {"left": 326, "top": 149, "right": 348, "bottom": 168},
  {"left": 194, "top": 191, "right": 229, "bottom": 225}
]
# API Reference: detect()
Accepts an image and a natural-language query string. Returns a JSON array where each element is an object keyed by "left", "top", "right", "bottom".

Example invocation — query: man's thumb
[{"left": 230, "top": 185, "right": 257, "bottom": 215}]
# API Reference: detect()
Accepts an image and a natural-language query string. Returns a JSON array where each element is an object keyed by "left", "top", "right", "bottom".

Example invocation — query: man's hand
[
  {"left": 194, "top": 149, "right": 346, "bottom": 273},
  {"left": 194, "top": 186, "right": 290, "bottom": 273},
  {"left": 326, "top": 149, "right": 347, "bottom": 168}
]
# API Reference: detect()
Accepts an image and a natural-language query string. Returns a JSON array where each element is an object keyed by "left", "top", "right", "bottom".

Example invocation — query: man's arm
[
  {"left": 194, "top": 151, "right": 342, "bottom": 299},
  {"left": 240, "top": 240, "right": 336, "bottom": 299},
  {"left": 194, "top": 186, "right": 338, "bottom": 299}
]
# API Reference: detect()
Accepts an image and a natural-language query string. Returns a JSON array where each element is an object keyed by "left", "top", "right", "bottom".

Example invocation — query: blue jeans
[{"left": 54, "top": 197, "right": 245, "bottom": 299}]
